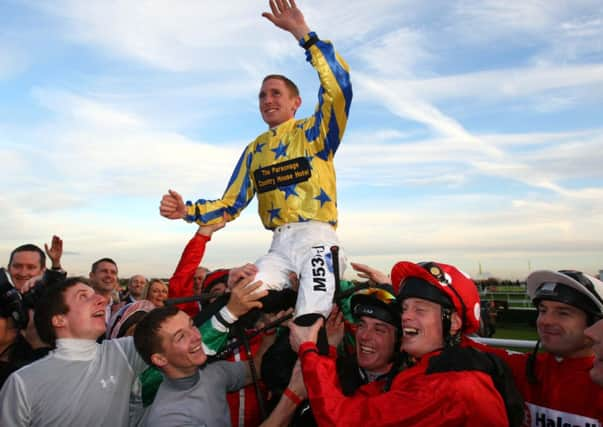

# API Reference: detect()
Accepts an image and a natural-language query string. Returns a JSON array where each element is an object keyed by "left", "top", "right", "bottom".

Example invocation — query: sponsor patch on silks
[
  {"left": 254, "top": 157, "right": 311, "bottom": 193},
  {"left": 310, "top": 245, "right": 328, "bottom": 292},
  {"left": 524, "top": 402, "right": 600, "bottom": 427}
]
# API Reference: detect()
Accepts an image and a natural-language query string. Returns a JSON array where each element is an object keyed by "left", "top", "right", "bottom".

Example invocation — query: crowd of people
[
  {"left": 2, "top": 227, "right": 603, "bottom": 426},
  {"left": 2, "top": 0, "right": 603, "bottom": 426}
]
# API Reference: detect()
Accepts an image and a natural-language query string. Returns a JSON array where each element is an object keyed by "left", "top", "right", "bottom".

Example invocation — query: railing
[
  {"left": 480, "top": 288, "right": 535, "bottom": 311},
  {"left": 470, "top": 336, "right": 536, "bottom": 350}
]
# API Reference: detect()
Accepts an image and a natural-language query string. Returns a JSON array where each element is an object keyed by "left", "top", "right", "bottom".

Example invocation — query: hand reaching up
[
  {"left": 326, "top": 305, "right": 344, "bottom": 348},
  {"left": 44, "top": 235, "right": 63, "bottom": 269},
  {"left": 226, "top": 276, "right": 269, "bottom": 318},
  {"left": 351, "top": 262, "right": 391, "bottom": 285},
  {"left": 262, "top": 0, "right": 311, "bottom": 41}
]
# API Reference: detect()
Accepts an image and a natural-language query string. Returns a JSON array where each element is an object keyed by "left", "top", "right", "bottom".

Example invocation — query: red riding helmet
[{"left": 391, "top": 261, "right": 481, "bottom": 334}]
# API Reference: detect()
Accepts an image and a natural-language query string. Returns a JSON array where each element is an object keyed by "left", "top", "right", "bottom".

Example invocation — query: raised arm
[
  {"left": 262, "top": 0, "right": 310, "bottom": 41},
  {"left": 265, "top": 0, "right": 352, "bottom": 158},
  {"left": 259, "top": 361, "right": 307, "bottom": 427},
  {"left": 168, "top": 219, "right": 226, "bottom": 317},
  {"left": 44, "top": 235, "right": 63, "bottom": 270}
]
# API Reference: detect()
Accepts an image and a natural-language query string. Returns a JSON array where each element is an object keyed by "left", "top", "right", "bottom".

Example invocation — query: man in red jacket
[
  {"left": 290, "top": 261, "right": 512, "bottom": 427},
  {"left": 473, "top": 269, "right": 603, "bottom": 426}
]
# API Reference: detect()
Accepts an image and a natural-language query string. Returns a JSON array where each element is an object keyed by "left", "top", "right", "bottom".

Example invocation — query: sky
[{"left": 1, "top": 0, "right": 602, "bottom": 281}]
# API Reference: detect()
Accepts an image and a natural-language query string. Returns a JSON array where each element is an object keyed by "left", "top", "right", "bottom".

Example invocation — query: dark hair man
[
  {"left": 159, "top": 0, "right": 352, "bottom": 319},
  {"left": 1, "top": 237, "right": 65, "bottom": 386},
  {"left": 7, "top": 244, "right": 46, "bottom": 292},
  {"left": 134, "top": 305, "right": 276, "bottom": 427},
  {"left": 290, "top": 261, "right": 516, "bottom": 427},
  {"left": 473, "top": 269, "right": 603, "bottom": 426},
  {"left": 89, "top": 257, "right": 120, "bottom": 323},
  {"left": 203, "top": 269, "right": 230, "bottom": 303},
  {"left": 0, "top": 277, "right": 147, "bottom": 426},
  {"left": 7, "top": 236, "right": 63, "bottom": 292},
  {"left": 336, "top": 286, "right": 401, "bottom": 395}
]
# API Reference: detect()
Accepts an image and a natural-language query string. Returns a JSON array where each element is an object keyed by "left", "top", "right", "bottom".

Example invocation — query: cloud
[
  {"left": 451, "top": 0, "right": 559, "bottom": 40},
  {"left": 3, "top": 188, "right": 601, "bottom": 280},
  {"left": 3, "top": 0, "right": 601, "bottom": 282},
  {"left": 471, "top": 128, "right": 603, "bottom": 190},
  {"left": 29, "top": 0, "right": 410, "bottom": 73},
  {"left": 339, "top": 124, "right": 603, "bottom": 204},
  {"left": 538, "top": 16, "right": 603, "bottom": 64},
  {"left": 336, "top": 191, "right": 603, "bottom": 278},
  {"left": 31, "top": 88, "right": 145, "bottom": 128},
  {"left": 26, "top": 0, "right": 438, "bottom": 73},
  {"left": 4, "top": 88, "right": 251, "bottom": 213},
  {"left": 449, "top": 0, "right": 602, "bottom": 46},
  {"left": 354, "top": 28, "right": 431, "bottom": 78},
  {"left": 29, "top": 0, "right": 266, "bottom": 71},
  {"left": 354, "top": 73, "right": 505, "bottom": 160},
  {"left": 400, "top": 64, "right": 603, "bottom": 103}
]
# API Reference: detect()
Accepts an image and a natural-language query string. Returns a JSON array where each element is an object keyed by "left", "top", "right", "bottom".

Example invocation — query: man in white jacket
[{"left": 0, "top": 277, "right": 147, "bottom": 427}]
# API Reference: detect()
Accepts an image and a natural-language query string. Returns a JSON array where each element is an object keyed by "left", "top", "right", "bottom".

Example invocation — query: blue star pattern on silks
[
  {"left": 268, "top": 206, "right": 281, "bottom": 222},
  {"left": 255, "top": 142, "right": 266, "bottom": 153},
  {"left": 271, "top": 141, "right": 288, "bottom": 160},
  {"left": 280, "top": 184, "right": 299, "bottom": 200},
  {"left": 183, "top": 36, "right": 351, "bottom": 231},
  {"left": 314, "top": 188, "right": 331, "bottom": 207},
  {"left": 315, "top": 147, "right": 330, "bottom": 161}
]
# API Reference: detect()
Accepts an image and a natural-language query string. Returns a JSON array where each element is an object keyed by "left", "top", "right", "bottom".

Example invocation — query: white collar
[{"left": 54, "top": 338, "right": 98, "bottom": 361}]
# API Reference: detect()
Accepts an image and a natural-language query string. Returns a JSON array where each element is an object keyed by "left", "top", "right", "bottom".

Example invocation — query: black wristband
[
  {"left": 300, "top": 346, "right": 319, "bottom": 358},
  {"left": 300, "top": 32, "right": 319, "bottom": 50}
]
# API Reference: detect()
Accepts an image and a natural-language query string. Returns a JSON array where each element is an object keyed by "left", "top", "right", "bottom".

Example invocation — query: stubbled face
[
  {"left": 156, "top": 311, "right": 207, "bottom": 378},
  {"left": 401, "top": 298, "right": 445, "bottom": 358},
  {"left": 9, "top": 251, "right": 44, "bottom": 291},
  {"left": 355, "top": 316, "right": 397, "bottom": 374},
  {"left": 147, "top": 281, "right": 169, "bottom": 307},
  {"left": 537, "top": 300, "right": 591, "bottom": 358},
  {"left": 192, "top": 268, "right": 207, "bottom": 296},
  {"left": 584, "top": 319, "right": 603, "bottom": 386},
  {"left": 57, "top": 283, "right": 107, "bottom": 340},
  {"left": 128, "top": 275, "right": 147, "bottom": 299},
  {"left": 258, "top": 78, "right": 300, "bottom": 128},
  {"left": 89, "top": 261, "right": 119, "bottom": 294}
]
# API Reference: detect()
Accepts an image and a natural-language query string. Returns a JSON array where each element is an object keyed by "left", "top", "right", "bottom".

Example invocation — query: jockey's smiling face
[{"left": 259, "top": 78, "right": 301, "bottom": 128}]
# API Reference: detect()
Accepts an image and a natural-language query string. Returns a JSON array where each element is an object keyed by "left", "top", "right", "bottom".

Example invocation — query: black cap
[
  {"left": 351, "top": 285, "right": 400, "bottom": 329},
  {"left": 398, "top": 276, "right": 454, "bottom": 309},
  {"left": 533, "top": 282, "right": 600, "bottom": 317}
]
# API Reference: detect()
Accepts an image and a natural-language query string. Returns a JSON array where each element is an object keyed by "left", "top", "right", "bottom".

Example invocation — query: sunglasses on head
[{"left": 354, "top": 286, "right": 397, "bottom": 305}]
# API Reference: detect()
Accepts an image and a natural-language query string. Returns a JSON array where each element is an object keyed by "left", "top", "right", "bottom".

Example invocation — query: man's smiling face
[
  {"left": 154, "top": 311, "right": 207, "bottom": 378},
  {"left": 259, "top": 78, "right": 301, "bottom": 128}
]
